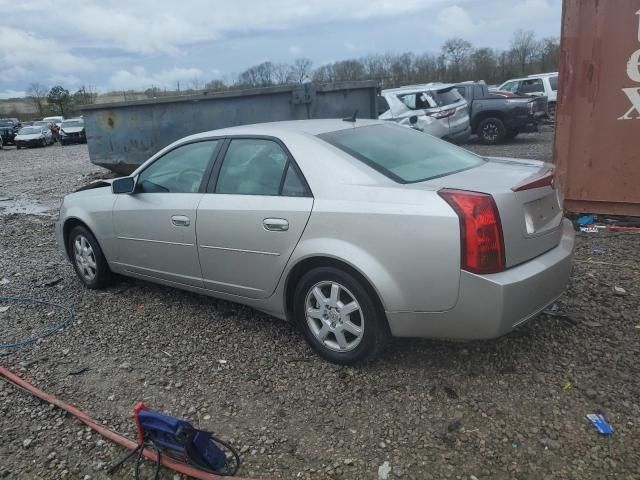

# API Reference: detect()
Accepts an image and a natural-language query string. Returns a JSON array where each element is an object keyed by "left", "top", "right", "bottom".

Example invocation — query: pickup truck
[{"left": 454, "top": 82, "right": 548, "bottom": 145}]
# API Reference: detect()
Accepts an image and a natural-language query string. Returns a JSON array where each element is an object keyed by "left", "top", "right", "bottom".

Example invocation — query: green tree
[{"left": 47, "top": 85, "right": 72, "bottom": 117}]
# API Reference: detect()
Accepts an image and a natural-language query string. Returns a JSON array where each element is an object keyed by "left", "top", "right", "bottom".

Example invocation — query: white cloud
[
  {"left": 2, "top": 0, "right": 454, "bottom": 57},
  {"left": 288, "top": 45, "right": 303, "bottom": 56},
  {"left": 0, "top": 27, "right": 89, "bottom": 73},
  {"left": 0, "top": 89, "right": 26, "bottom": 99},
  {"left": 434, "top": 5, "right": 479, "bottom": 36},
  {"left": 344, "top": 42, "right": 358, "bottom": 52},
  {"left": 108, "top": 66, "right": 204, "bottom": 90}
]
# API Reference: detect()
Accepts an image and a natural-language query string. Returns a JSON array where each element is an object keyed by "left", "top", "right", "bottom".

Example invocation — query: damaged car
[
  {"left": 60, "top": 118, "right": 86, "bottom": 145},
  {"left": 57, "top": 119, "right": 574, "bottom": 365},
  {"left": 378, "top": 83, "right": 471, "bottom": 143}
]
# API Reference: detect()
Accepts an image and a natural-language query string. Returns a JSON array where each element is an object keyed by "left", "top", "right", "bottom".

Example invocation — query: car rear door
[
  {"left": 111, "top": 140, "right": 221, "bottom": 287},
  {"left": 196, "top": 137, "right": 313, "bottom": 299}
]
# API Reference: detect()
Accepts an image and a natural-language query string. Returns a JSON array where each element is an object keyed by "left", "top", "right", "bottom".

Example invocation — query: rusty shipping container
[{"left": 555, "top": 0, "right": 640, "bottom": 215}]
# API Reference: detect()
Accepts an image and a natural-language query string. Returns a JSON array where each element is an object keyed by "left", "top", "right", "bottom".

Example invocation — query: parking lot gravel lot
[{"left": 1, "top": 132, "right": 639, "bottom": 479}]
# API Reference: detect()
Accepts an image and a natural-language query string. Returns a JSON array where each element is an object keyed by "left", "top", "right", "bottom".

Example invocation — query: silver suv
[{"left": 378, "top": 83, "right": 471, "bottom": 143}]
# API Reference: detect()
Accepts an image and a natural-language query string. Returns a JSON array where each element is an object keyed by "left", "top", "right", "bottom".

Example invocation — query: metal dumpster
[
  {"left": 554, "top": 0, "right": 640, "bottom": 215},
  {"left": 80, "top": 81, "right": 378, "bottom": 174}
]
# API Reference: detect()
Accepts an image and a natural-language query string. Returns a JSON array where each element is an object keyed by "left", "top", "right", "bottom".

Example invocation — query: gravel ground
[{"left": 1, "top": 135, "right": 639, "bottom": 480}]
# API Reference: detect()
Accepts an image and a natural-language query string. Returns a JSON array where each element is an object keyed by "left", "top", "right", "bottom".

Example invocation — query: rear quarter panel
[{"left": 289, "top": 188, "right": 461, "bottom": 312}]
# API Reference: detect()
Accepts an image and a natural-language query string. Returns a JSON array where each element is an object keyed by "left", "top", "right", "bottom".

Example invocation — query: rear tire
[
  {"left": 294, "top": 267, "right": 389, "bottom": 365},
  {"left": 478, "top": 117, "right": 506, "bottom": 145},
  {"left": 68, "top": 226, "right": 113, "bottom": 289}
]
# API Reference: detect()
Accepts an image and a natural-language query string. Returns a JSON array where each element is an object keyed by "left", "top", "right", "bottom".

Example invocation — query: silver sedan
[{"left": 56, "top": 119, "right": 574, "bottom": 364}]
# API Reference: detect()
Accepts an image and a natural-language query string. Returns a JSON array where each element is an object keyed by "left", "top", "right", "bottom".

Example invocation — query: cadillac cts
[{"left": 56, "top": 120, "right": 574, "bottom": 364}]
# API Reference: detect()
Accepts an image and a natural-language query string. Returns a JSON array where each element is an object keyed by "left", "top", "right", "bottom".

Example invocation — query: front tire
[
  {"left": 478, "top": 117, "right": 506, "bottom": 145},
  {"left": 294, "top": 267, "right": 389, "bottom": 365},
  {"left": 68, "top": 226, "right": 113, "bottom": 289}
]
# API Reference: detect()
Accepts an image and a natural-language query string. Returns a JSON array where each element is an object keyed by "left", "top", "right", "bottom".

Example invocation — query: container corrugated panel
[
  {"left": 554, "top": 0, "right": 640, "bottom": 215},
  {"left": 80, "top": 81, "right": 378, "bottom": 174}
]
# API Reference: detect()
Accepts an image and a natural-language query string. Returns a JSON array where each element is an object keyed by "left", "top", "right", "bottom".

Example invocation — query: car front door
[
  {"left": 196, "top": 137, "right": 313, "bottom": 299},
  {"left": 111, "top": 139, "right": 220, "bottom": 287}
]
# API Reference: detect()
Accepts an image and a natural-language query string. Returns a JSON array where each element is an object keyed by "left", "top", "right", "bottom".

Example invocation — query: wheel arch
[
  {"left": 62, "top": 217, "right": 99, "bottom": 259},
  {"left": 472, "top": 111, "right": 505, "bottom": 132},
  {"left": 283, "top": 255, "right": 389, "bottom": 329}
]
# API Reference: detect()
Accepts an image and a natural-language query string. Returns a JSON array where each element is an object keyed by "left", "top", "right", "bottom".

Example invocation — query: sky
[{"left": 0, "top": 0, "right": 562, "bottom": 99}]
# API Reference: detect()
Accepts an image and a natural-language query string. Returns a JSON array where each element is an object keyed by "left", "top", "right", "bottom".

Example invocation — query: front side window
[
  {"left": 216, "top": 139, "right": 291, "bottom": 196},
  {"left": 319, "top": 124, "right": 484, "bottom": 184},
  {"left": 137, "top": 140, "right": 218, "bottom": 193}
]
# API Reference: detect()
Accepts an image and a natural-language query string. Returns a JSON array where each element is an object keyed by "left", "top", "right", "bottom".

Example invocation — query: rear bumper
[
  {"left": 443, "top": 125, "right": 471, "bottom": 144},
  {"left": 387, "top": 218, "right": 575, "bottom": 339}
]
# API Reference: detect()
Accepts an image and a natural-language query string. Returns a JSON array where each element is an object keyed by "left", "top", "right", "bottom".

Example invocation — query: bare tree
[
  {"left": 205, "top": 79, "right": 226, "bottom": 91},
  {"left": 26, "top": 82, "right": 48, "bottom": 117},
  {"left": 272, "top": 63, "right": 293, "bottom": 84},
  {"left": 291, "top": 58, "right": 313, "bottom": 83},
  {"left": 511, "top": 29, "right": 538, "bottom": 75},
  {"left": 73, "top": 85, "right": 98, "bottom": 106},
  {"left": 441, "top": 38, "right": 473, "bottom": 81},
  {"left": 538, "top": 37, "right": 560, "bottom": 72},
  {"left": 332, "top": 60, "right": 365, "bottom": 82},
  {"left": 311, "top": 64, "right": 335, "bottom": 83},
  {"left": 189, "top": 78, "right": 204, "bottom": 91}
]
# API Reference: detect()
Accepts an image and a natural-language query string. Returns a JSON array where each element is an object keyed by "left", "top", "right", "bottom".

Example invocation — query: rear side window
[
  {"left": 214, "top": 138, "right": 310, "bottom": 197},
  {"left": 519, "top": 79, "right": 544, "bottom": 94},
  {"left": 398, "top": 92, "right": 435, "bottom": 110},
  {"left": 549, "top": 76, "right": 558, "bottom": 91},
  {"left": 433, "top": 88, "right": 463, "bottom": 106},
  {"left": 319, "top": 124, "right": 484, "bottom": 184},
  {"left": 500, "top": 81, "right": 519, "bottom": 93}
]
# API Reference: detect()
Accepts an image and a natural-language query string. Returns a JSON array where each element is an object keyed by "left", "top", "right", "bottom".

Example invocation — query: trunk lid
[{"left": 417, "top": 156, "right": 563, "bottom": 267}]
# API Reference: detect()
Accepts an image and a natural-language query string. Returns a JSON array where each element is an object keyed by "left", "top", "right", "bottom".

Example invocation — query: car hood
[
  {"left": 61, "top": 127, "right": 84, "bottom": 134},
  {"left": 16, "top": 133, "right": 44, "bottom": 140}
]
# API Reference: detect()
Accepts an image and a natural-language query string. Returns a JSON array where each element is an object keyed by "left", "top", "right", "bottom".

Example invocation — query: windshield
[
  {"left": 319, "top": 124, "right": 484, "bottom": 183},
  {"left": 0, "top": 120, "right": 14, "bottom": 127},
  {"left": 19, "top": 127, "right": 43, "bottom": 135},
  {"left": 33, "top": 121, "right": 48, "bottom": 126},
  {"left": 62, "top": 120, "right": 83, "bottom": 128}
]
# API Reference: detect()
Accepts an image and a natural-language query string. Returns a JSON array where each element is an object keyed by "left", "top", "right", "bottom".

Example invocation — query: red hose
[{"left": 0, "top": 366, "right": 253, "bottom": 480}]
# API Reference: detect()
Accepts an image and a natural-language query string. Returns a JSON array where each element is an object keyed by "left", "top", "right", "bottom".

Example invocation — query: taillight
[
  {"left": 428, "top": 108, "right": 456, "bottom": 119},
  {"left": 528, "top": 101, "right": 536, "bottom": 114},
  {"left": 438, "top": 189, "right": 506, "bottom": 274}
]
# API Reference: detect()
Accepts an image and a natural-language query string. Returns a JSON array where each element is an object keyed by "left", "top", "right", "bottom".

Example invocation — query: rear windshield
[
  {"left": 549, "top": 76, "right": 558, "bottom": 91},
  {"left": 433, "top": 88, "right": 463, "bottom": 106},
  {"left": 318, "top": 124, "right": 484, "bottom": 183}
]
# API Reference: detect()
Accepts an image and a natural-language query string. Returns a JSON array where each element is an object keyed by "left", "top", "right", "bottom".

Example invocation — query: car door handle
[
  {"left": 263, "top": 218, "right": 289, "bottom": 232},
  {"left": 171, "top": 215, "right": 190, "bottom": 227}
]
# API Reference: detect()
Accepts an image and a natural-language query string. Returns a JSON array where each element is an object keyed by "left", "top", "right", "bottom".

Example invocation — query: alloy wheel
[
  {"left": 304, "top": 281, "right": 364, "bottom": 352},
  {"left": 73, "top": 235, "right": 97, "bottom": 282},
  {"left": 482, "top": 122, "right": 499, "bottom": 141}
]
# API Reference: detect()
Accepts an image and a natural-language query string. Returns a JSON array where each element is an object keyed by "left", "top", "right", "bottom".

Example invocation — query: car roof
[
  {"left": 381, "top": 83, "right": 458, "bottom": 94},
  {"left": 184, "top": 118, "right": 385, "bottom": 141}
]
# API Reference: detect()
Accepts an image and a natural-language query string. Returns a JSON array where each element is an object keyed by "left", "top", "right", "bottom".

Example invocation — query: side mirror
[
  {"left": 409, "top": 115, "right": 418, "bottom": 124},
  {"left": 112, "top": 176, "right": 136, "bottom": 194}
]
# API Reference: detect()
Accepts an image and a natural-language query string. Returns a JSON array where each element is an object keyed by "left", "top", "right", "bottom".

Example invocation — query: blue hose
[{"left": 0, "top": 295, "right": 75, "bottom": 349}]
